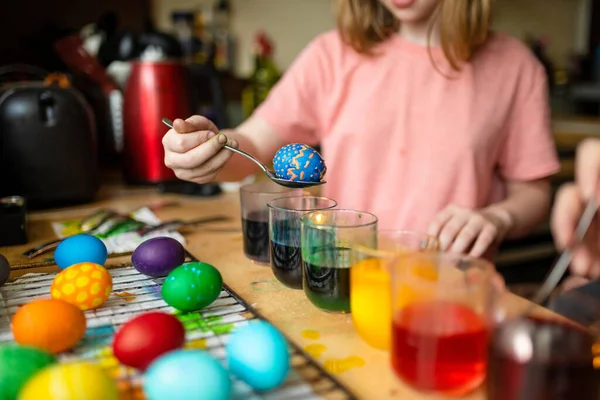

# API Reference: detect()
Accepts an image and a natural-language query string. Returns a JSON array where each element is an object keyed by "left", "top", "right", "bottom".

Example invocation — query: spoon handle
[
  {"left": 161, "top": 118, "right": 269, "bottom": 174},
  {"left": 530, "top": 196, "right": 598, "bottom": 306},
  {"left": 221, "top": 145, "right": 269, "bottom": 174}
]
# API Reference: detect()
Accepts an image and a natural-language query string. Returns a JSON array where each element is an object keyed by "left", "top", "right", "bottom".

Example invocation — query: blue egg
[
  {"left": 273, "top": 143, "right": 326, "bottom": 183},
  {"left": 144, "top": 350, "right": 231, "bottom": 400},
  {"left": 53, "top": 234, "right": 108, "bottom": 269},
  {"left": 226, "top": 320, "right": 290, "bottom": 391}
]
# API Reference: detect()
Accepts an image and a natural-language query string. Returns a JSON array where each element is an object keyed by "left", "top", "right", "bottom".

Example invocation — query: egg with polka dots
[
  {"left": 273, "top": 143, "right": 326, "bottom": 183},
  {"left": 50, "top": 262, "right": 113, "bottom": 310}
]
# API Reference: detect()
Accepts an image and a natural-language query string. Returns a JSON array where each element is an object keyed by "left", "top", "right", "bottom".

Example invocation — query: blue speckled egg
[
  {"left": 143, "top": 350, "right": 231, "bottom": 400},
  {"left": 273, "top": 143, "right": 326, "bottom": 182},
  {"left": 226, "top": 320, "right": 290, "bottom": 391},
  {"left": 53, "top": 234, "right": 108, "bottom": 269}
]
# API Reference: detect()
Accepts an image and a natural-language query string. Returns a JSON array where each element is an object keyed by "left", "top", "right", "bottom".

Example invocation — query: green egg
[
  {"left": 162, "top": 262, "right": 223, "bottom": 312},
  {"left": 0, "top": 345, "right": 57, "bottom": 400}
]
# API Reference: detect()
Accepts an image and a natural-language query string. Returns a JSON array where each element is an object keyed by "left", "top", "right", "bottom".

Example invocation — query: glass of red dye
[
  {"left": 389, "top": 252, "right": 497, "bottom": 396},
  {"left": 487, "top": 297, "right": 600, "bottom": 399}
]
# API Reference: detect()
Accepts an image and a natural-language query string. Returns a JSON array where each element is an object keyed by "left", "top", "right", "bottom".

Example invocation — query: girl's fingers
[
  {"left": 570, "top": 246, "right": 593, "bottom": 277},
  {"left": 184, "top": 144, "right": 237, "bottom": 180},
  {"left": 165, "top": 133, "right": 229, "bottom": 170},
  {"left": 551, "top": 183, "right": 583, "bottom": 249},
  {"left": 575, "top": 139, "right": 600, "bottom": 200},
  {"left": 428, "top": 206, "right": 456, "bottom": 238},
  {"left": 449, "top": 217, "right": 483, "bottom": 254},
  {"left": 469, "top": 223, "right": 498, "bottom": 258},
  {"left": 173, "top": 116, "right": 219, "bottom": 134},
  {"left": 437, "top": 214, "right": 469, "bottom": 251}
]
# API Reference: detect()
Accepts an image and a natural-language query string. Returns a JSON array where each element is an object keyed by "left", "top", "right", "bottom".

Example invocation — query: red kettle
[{"left": 122, "top": 61, "right": 193, "bottom": 184}]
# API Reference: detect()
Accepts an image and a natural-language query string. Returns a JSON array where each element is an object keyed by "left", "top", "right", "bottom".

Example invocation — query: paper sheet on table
[{"left": 51, "top": 207, "right": 186, "bottom": 254}]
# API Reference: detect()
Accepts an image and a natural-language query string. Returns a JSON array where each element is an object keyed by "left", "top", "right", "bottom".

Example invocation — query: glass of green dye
[{"left": 300, "top": 209, "right": 378, "bottom": 313}]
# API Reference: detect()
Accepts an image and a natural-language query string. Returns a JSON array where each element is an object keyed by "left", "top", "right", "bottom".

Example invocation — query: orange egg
[
  {"left": 50, "top": 262, "right": 112, "bottom": 310},
  {"left": 12, "top": 299, "right": 87, "bottom": 354}
]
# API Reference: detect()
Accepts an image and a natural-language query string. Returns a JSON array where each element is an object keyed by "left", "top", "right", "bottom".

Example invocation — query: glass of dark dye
[
  {"left": 267, "top": 196, "right": 337, "bottom": 290},
  {"left": 300, "top": 209, "right": 377, "bottom": 313},
  {"left": 487, "top": 292, "right": 600, "bottom": 400},
  {"left": 240, "top": 181, "right": 305, "bottom": 265}
]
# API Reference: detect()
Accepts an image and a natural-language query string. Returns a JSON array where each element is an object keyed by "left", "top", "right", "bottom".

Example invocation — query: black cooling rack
[{"left": 0, "top": 251, "right": 357, "bottom": 400}]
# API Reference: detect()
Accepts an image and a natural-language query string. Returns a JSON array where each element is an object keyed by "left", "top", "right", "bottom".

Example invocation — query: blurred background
[{"left": 0, "top": 0, "right": 599, "bottom": 292}]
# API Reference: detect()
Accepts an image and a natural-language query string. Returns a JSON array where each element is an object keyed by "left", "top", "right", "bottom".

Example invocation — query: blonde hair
[{"left": 336, "top": 0, "right": 492, "bottom": 70}]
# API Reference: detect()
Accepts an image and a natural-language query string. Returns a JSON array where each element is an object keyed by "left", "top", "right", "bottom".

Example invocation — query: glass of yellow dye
[{"left": 349, "top": 231, "right": 439, "bottom": 350}]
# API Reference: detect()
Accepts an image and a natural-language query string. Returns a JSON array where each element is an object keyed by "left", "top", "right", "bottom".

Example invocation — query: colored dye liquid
[
  {"left": 270, "top": 241, "right": 302, "bottom": 289},
  {"left": 487, "top": 317, "right": 600, "bottom": 400},
  {"left": 241, "top": 212, "right": 269, "bottom": 264},
  {"left": 303, "top": 247, "right": 351, "bottom": 313},
  {"left": 391, "top": 301, "right": 488, "bottom": 394},
  {"left": 350, "top": 258, "right": 391, "bottom": 349}
]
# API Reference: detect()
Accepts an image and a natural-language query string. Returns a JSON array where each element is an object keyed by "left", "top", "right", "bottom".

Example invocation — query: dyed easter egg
[
  {"left": 54, "top": 234, "right": 107, "bottom": 269},
  {"left": 273, "top": 143, "right": 326, "bottom": 182},
  {"left": 19, "top": 362, "right": 118, "bottom": 400},
  {"left": 0, "top": 253, "right": 9, "bottom": 287},
  {"left": 226, "top": 320, "right": 290, "bottom": 391},
  {"left": 0, "top": 345, "right": 56, "bottom": 400},
  {"left": 144, "top": 350, "right": 231, "bottom": 400},
  {"left": 50, "top": 262, "right": 112, "bottom": 310},
  {"left": 113, "top": 312, "right": 185, "bottom": 370},
  {"left": 132, "top": 237, "right": 185, "bottom": 277},
  {"left": 12, "top": 298, "right": 87, "bottom": 354},
  {"left": 161, "top": 262, "right": 222, "bottom": 312}
]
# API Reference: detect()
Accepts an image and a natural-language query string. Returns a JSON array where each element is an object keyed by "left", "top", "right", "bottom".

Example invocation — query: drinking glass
[
  {"left": 390, "top": 252, "right": 496, "bottom": 396},
  {"left": 240, "top": 181, "right": 304, "bottom": 265},
  {"left": 300, "top": 209, "right": 377, "bottom": 313},
  {"left": 349, "top": 231, "right": 439, "bottom": 350},
  {"left": 268, "top": 196, "right": 337, "bottom": 289},
  {"left": 487, "top": 283, "right": 600, "bottom": 400}
]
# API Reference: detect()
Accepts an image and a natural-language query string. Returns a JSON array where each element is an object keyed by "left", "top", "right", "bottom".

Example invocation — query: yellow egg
[
  {"left": 18, "top": 362, "right": 118, "bottom": 400},
  {"left": 50, "top": 263, "right": 112, "bottom": 310}
]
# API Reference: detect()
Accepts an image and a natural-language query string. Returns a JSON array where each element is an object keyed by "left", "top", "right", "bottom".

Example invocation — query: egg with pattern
[
  {"left": 50, "top": 262, "right": 112, "bottom": 310},
  {"left": 273, "top": 143, "right": 326, "bottom": 183}
]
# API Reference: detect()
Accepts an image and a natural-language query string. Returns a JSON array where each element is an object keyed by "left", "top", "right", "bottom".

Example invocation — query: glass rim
[
  {"left": 240, "top": 180, "right": 304, "bottom": 195},
  {"left": 351, "top": 230, "right": 440, "bottom": 258},
  {"left": 300, "top": 209, "right": 378, "bottom": 229},
  {"left": 267, "top": 195, "right": 337, "bottom": 212},
  {"left": 391, "top": 251, "right": 496, "bottom": 287}
]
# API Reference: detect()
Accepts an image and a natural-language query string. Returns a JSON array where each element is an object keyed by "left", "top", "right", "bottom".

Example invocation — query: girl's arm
[{"left": 484, "top": 178, "right": 552, "bottom": 239}]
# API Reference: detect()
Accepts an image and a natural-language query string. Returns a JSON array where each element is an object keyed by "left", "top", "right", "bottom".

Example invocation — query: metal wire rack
[{"left": 0, "top": 252, "right": 357, "bottom": 400}]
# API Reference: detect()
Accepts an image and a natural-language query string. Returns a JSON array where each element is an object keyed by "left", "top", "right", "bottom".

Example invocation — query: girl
[{"left": 162, "top": 0, "right": 560, "bottom": 259}]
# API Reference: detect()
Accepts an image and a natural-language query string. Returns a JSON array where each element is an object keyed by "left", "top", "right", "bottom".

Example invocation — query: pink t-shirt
[{"left": 254, "top": 30, "right": 560, "bottom": 232}]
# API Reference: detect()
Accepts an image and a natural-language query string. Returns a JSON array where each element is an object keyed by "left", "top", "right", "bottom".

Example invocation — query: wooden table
[{"left": 0, "top": 187, "right": 566, "bottom": 400}]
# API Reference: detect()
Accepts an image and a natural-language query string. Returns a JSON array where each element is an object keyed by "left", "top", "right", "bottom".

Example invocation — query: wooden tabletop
[{"left": 0, "top": 186, "right": 567, "bottom": 400}]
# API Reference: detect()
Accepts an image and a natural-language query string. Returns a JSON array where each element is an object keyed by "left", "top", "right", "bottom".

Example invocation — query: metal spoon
[
  {"left": 528, "top": 197, "right": 599, "bottom": 309},
  {"left": 162, "top": 118, "right": 326, "bottom": 189}
]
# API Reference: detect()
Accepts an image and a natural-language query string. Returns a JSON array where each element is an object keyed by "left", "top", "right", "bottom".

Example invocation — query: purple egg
[{"left": 132, "top": 237, "right": 185, "bottom": 277}]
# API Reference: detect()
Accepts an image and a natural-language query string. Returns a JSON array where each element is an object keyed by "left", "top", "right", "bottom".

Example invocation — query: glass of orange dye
[
  {"left": 349, "top": 231, "right": 439, "bottom": 350},
  {"left": 389, "top": 252, "right": 498, "bottom": 396}
]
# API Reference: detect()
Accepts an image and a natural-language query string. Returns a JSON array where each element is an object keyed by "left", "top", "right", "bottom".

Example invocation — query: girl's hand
[
  {"left": 428, "top": 205, "right": 513, "bottom": 257},
  {"left": 162, "top": 116, "right": 239, "bottom": 184},
  {"left": 551, "top": 139, "right": 600, "bottom": 279}
]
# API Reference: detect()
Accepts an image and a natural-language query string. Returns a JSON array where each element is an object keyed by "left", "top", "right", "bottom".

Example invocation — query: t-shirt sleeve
[
  {"left": 252, "top": 35, "right": 328, "bottom": 146},
  {"left": 497, "top": 64, "right": 560, "bottom": 181}
]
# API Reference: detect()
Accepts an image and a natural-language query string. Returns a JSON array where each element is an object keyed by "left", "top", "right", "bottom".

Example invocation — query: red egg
[{"left": 112, "top": 312, "right": 185, "bottom": 370}]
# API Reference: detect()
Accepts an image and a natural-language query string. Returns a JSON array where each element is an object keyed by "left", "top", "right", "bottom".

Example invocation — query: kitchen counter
[{"left": 0, "top": 185, "right": 569, "bottom": 399}]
